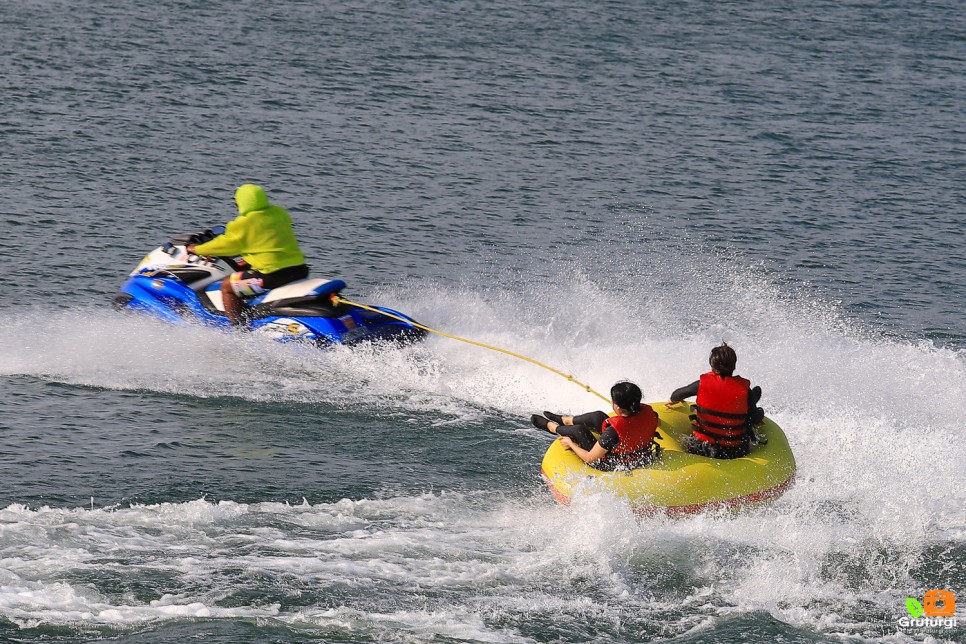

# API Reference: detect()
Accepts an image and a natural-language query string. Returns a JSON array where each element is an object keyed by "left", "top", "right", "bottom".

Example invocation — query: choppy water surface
[{"left": 1, "top": 0, "right": 964, "bottom": 642}]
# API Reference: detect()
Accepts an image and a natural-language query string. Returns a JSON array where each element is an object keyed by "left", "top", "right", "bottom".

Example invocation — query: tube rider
[
  {"left": 187, "top": 184, "right": 308, "bottom": 327},
  {"left": 668, "top": 343, "right": 764, "bottom": 459},
  {"left": 531, "top": 381, "right": 660, "bottom": 470}
]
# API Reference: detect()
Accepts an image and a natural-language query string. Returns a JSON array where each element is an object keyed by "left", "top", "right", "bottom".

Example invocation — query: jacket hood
[{"left": 234, "top": 184, "right": 271, "bottom": 215}]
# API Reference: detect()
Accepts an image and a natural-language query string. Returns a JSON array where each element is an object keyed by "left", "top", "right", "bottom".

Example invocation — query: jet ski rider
[{"left": 187, "top": 184, "right": 308, "bottom": 326}]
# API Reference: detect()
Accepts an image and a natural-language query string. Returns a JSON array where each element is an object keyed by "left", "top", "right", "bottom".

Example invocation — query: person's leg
[
  {"left": 545, "top": 411, "right": 608, "bottom": 427},
  {"left": 556, "top": 424, "right": 598, "bottom": 451},
  {"left": 531, "top": 415, "right": 555, "bottom": 432},
  {"left": 684, "top": 435, "right": 715, "bottom": 457},
  {"left": 222, "top": 270, "right": 269, "bottom": 327},
  {"left": 220, "top": 278, "right": 244, "bottom": 326},
  {"left": 535, "top": 410, "right": 607, "bottom": 439},
  {"left": 543, "top": 411, "right": 570, "bottom": 425},
  {"left": 531, "top": 415, "right": 574, "bottom": 436},
  {"left": 571, "top": 411, "right": 608, "bottom": 428}
]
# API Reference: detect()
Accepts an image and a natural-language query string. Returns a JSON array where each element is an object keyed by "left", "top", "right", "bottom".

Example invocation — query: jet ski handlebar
[{"left": 169, "top": 225, "right": 226, "bottom": 247}]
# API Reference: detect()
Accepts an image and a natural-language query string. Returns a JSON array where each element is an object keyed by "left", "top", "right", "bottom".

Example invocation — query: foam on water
[
  {"left": 2, "top": 485, "right": 959, "bottom": 641},
  {"left": 0, "top": 496, "right": 705, "bottom": 635}
]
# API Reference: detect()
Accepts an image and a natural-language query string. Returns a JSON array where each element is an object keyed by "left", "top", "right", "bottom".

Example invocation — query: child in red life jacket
[
  {"left": 668, "top": 343, "right": 764, "bottom": 460},
  {"left": 531, "top": 381, "right": 659, "bottom": 471}
]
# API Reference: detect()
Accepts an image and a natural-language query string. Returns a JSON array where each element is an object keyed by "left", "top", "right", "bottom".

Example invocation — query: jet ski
[{"left": 113, "top": 228, "right": 426, "bottom": 347}]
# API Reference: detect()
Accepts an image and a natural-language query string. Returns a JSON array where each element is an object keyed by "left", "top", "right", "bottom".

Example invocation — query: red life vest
[
  {"left": 603, "top": 405, "right": 659, "bottom": 459},
  {"left": 692, "top": 372, "right": 751, "bottom": 447}
]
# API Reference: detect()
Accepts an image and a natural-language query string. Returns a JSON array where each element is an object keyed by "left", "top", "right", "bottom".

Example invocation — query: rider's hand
[{"left": 186, "top": 244, "right": 196, "bottom": 254}]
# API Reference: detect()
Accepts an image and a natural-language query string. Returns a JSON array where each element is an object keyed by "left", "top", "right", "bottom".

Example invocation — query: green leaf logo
[{"left": 906, "top": 597, "right": 926, "bottom": 618}]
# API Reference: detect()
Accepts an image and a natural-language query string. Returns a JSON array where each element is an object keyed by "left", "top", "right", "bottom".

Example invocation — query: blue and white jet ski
[{"left": 113, "top": 228, "right": 426, "bottom": 347}]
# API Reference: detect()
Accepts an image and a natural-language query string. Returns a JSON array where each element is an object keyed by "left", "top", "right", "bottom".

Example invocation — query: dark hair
[
  {"left": 610, "top": 381, "right": 642, "bottom": 414},
  {"left": 709, "top": 343, "right": 738, "bottom": 377}
]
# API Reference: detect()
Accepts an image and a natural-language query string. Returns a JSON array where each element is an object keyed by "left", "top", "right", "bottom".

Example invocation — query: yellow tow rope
[{"left": 332, "top": 295, "right": 611, "bottom": 404}]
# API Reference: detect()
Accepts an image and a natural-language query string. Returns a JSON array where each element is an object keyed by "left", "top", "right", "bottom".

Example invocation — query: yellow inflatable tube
[{"left": 540, "top": 402, "right": 796, "bottom": 515}]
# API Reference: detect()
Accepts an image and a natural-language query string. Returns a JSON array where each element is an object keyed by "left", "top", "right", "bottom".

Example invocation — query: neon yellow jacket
[{"left": 195, "top": 184, "right": 306, "bottom": 274}]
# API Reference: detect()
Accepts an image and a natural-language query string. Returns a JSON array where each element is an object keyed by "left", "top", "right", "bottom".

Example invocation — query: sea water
[{"left": 1, "top": 1, "right": 964, "bottom": 642}]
